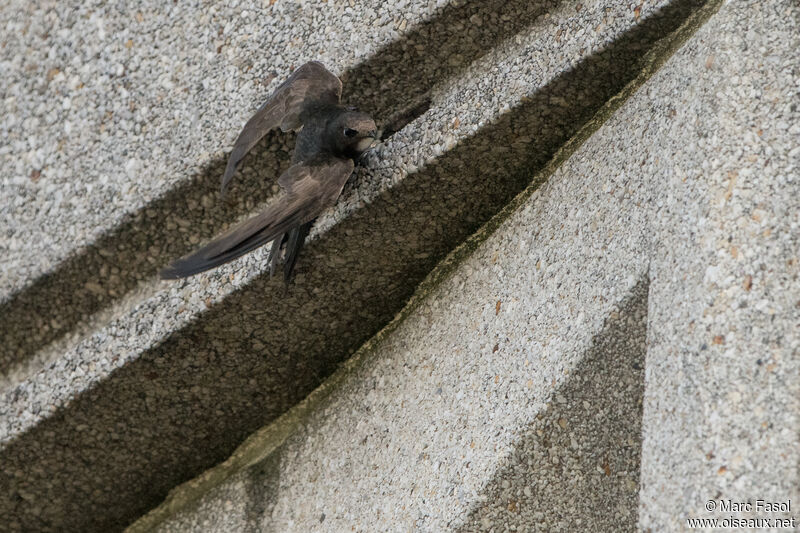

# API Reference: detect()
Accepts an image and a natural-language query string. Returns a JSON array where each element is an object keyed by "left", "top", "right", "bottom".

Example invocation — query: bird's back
[{"left": 293, "top": 105, "right": 342, "bottom": 163}]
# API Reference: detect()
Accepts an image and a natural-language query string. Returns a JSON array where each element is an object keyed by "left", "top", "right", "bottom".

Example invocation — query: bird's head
[{"left": 330, "top": 110, "right": 378, "bottom": 158}]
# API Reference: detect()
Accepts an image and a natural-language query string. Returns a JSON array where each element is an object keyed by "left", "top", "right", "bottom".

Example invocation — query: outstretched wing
[
  {"left": 221, "top": 61, "right": 342, "bottom": 195},
  {"left": 161, "top": 157, "right": 354, "bottom": 279}
]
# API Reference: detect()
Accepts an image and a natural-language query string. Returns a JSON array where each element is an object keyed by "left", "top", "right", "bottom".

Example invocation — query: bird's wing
[
  {"left": 161, "top": 157, "right": 354, "bottom": 279},
  {"left": 220, "top": 61, "right": 342, "bottom": 195}
]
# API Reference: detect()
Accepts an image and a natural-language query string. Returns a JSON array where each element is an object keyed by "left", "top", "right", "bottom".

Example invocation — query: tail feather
[
  {"left": 161, "top": 156, "right": 353, "bottom": 280},
  {"left": 267, "top": 235, "right": 285, "bottom": 278},
  {"left": 283, "top": 221, "right": 313, "bottom": 281},
  {"left": 160, "top": 229, "right": 279, "bottom": 279}
]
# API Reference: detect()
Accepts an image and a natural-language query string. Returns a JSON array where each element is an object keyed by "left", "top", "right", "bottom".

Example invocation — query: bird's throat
[{"left": 356, "top": 137, "right": 376, "bottom": 153}]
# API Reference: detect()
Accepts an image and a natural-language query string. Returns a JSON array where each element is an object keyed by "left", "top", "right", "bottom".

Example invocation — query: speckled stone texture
[
  {"left": 636, "top": 0, "right": 799, "bottom": 529},
  {"left": 151, "top": 283, "right": 650, "bottom": 533},
  {"left": 130, "top": 0, "right": 797, "bottom": 531},
  {"left": 0, "top": 0, "right": 702, "bottom": 531}
]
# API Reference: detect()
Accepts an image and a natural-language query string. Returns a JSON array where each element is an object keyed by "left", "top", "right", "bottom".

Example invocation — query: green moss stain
[{"left": 126, "top": 1, "right": 723, "bottom": 530}]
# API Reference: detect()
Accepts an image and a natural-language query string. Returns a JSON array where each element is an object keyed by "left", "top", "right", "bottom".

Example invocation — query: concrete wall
[{"left": 1, "top": 0, "right": 797, "bottom": 531}]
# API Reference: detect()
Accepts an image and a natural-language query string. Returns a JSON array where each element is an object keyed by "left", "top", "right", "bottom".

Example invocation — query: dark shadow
[
  {"left": 457, "top": 279, "right": 649, "bottom": 532},
  {"left": 339, "top": 0, "right": 563, "bottom": 118},
  {"left": 0, "top": 0, "right": 563, "bottom": 378},
  {"left": 0, "top": 2, "right": 703, "bottom": 531},
  {"left": 379, "top": 97, "right": 432, "bottom": 141}
]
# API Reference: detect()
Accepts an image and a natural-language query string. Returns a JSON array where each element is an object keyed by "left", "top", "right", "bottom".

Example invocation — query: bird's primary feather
[{"left": 161, "top": 158, "right": 353, "bottom": 279}]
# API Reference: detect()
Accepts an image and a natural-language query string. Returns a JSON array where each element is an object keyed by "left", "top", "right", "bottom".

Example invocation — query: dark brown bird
[{"left": 160, "top": 61, "right": 377, "bottom": 281}]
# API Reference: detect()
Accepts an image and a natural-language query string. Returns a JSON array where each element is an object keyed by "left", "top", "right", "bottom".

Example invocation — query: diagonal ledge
[
  {"left": 127, "top": 1, "right": 721, "bottom": 530},
  {"left": 0, "top": 0, "right": 564, "bottom": 384},
  {"left": 0, "top": 1, "right": 718, "bottom": 531}
]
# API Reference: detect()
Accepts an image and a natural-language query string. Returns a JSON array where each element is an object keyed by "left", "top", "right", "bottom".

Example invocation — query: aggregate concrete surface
[
  {"left": 636, "top": 0, "right": 799, "bottom": 527},
  {"left": 0, "top": 0, "right": 705, "bottom": 530},
  {"left": 153, "top": 282, "right": 650, "bottom": 532},
  {"left": 133, "top": 0, "right": 798, "bottom": 531}
]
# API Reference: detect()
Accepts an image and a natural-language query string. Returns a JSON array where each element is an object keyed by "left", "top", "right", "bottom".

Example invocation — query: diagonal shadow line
[
  {"left": 0, "top": 0, "right": 565, "bottom": 378},
  {"left": 0, "top": 2, "right": 705, "bottom": 531},
  {"left": 456, "top": 278, "right": 648, "bottom": 533},
  {"left": 338, "top": 0, "right": 564, "bottom": 117}
]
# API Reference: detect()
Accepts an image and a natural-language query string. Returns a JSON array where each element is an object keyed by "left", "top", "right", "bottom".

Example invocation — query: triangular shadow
[{"left": 456, "top": 279, "right": 648, "bottom": 532}]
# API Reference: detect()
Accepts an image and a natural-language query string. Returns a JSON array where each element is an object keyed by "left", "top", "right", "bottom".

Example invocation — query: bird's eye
[{"left": 343, "top": 128, "right": 358, "bottom": 138}]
